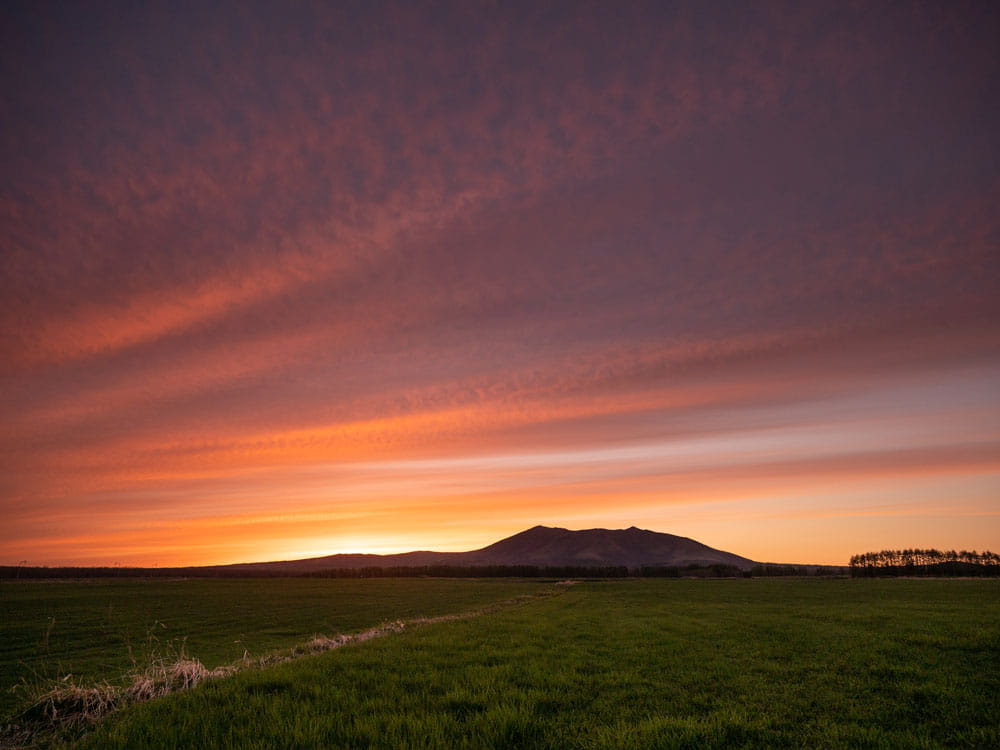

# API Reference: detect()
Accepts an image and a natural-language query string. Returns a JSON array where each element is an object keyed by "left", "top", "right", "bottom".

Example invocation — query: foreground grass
[
  {"left": 77, "top": 579, "right": 999, "bottom": 749},
  {"left": 0, "top": 578, "right": 546, "bottom": 721}
]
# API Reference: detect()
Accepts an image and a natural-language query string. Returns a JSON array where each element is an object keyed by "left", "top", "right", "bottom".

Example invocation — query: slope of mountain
[{"left": 211, "top": 525, "right": 755, "bottom": 573}]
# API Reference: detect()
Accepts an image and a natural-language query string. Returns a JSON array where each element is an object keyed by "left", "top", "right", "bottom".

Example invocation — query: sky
[{"left": 2, "top": 1, "right": 998, "bottom": 567}]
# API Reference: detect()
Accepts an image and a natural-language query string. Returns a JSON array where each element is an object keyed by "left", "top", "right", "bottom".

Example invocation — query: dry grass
[
  {"left": 296, "top": 619, "right": 406, "bottom": 656},
  {"left": 27, "top": 681, "right": 117, "bottom": 726},
  {"left": 13, "top": 647, "right": 233, "bottom": 735}
]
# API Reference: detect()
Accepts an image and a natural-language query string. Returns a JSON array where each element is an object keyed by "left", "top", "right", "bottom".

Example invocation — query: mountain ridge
[{"left": 210, "top": 525, "right": 756, "bottom": 573}]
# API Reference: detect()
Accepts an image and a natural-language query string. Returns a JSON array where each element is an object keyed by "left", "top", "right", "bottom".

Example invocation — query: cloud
[{"left": 1, "top": 1, "right": 998, "bottom": 565}]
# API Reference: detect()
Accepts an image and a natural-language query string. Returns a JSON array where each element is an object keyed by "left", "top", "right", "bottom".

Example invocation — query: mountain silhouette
[{"left": 211, "top": 526, "right": 755, "bottom": 573}]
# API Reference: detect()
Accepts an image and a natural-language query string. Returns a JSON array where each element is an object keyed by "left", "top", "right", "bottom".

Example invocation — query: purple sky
[{"left": 1, "top": 0, "right": 998, "bottom": 566}]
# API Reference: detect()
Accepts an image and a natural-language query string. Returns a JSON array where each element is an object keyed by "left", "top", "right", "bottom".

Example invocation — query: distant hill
[{"left": 207, "top": 525, "right": 757, "bottom": 574}]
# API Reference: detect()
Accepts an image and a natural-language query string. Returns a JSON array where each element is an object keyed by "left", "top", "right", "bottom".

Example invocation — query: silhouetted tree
[{"left": 849, "top": 548, "right": 999, "bottom": 577}]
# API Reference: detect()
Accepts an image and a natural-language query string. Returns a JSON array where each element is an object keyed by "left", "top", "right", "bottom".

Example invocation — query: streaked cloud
[{"left": 1, "top": 1, "right": 998, "bottom": 566}]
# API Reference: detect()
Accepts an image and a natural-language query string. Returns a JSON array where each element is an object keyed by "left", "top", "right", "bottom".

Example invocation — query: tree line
[{"left": 849, "top": 548, "right": 1000, "bottom": 577}]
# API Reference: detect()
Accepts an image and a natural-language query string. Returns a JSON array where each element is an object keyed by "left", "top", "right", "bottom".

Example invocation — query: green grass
[
  {"left": 0, "top": 578, "right": 546, "bottom": 721},
  {"left": 5, "top": 579, "right": 999, "bottom": 748}
]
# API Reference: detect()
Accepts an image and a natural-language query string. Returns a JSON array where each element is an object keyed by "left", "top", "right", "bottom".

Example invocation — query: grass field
[
  {"left": 0, "top": 578, "right": 547, "bottom": 722},
  {"left": 4, "top": 578, "right": 999, "bottom": 748}
]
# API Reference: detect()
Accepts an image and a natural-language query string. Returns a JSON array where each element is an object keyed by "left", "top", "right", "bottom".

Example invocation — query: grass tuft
[
  {"left": 13, "top": 651, "right": 230, "bottom": 737},
  {"left": 26, "top": 680, "right": 118, "bottom": 727}
]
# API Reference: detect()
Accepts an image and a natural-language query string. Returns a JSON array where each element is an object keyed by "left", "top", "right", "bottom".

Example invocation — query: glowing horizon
[{"left": 2, "top": 1, "right": 998, "bottom": 569}]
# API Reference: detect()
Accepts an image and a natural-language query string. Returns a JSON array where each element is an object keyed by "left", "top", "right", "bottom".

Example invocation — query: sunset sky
[{"left": 2, "top": 1, "right": 998, "bottom": 567}]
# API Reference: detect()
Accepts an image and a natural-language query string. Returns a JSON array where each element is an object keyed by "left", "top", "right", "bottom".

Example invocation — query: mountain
[
  {"left": 466, "top": 525, "right": 754, "bottom": 569},
  {"left": 210, "top": 525, "right": 756, "bottom": 573}
]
